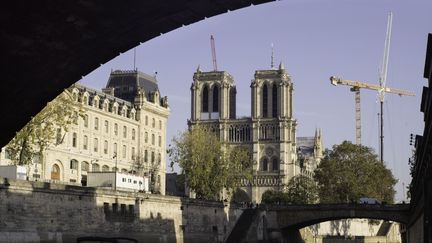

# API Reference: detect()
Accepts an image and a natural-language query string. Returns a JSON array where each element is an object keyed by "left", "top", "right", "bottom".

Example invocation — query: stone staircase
[{"left": 225, "top": 208, "right": 258, "bottom": 243}]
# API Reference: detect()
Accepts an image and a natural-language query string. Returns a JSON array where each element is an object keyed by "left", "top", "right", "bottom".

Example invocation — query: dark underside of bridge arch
[
  {"left": 0, "top": 0, "right": 273, "bottom": 148},
  {"left": 271, "top": 204, "right": 411, "bottom": 230}
]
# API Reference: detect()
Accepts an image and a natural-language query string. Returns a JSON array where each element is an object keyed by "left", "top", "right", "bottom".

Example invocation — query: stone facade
[
  {"left": 0, "top": 69, "right": 170, "bottom": 195},
  {"left": 0, "top": 177, "right": 243, "bottom": 243},
  {"left": 189, "top": 64, "right": 323, "bottom": 202}
]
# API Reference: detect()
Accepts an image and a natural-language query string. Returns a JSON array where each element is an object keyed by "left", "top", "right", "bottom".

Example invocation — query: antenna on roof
[{"left": 271, "top": 43, "right": 274, "bottom": 69}]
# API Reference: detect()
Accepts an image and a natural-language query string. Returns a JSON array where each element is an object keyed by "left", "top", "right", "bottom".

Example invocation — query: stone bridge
[{"left": 264, "top": 203, "right": 410, "bottom": 229}]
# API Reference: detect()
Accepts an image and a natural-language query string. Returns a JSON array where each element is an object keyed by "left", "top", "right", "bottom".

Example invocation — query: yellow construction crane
[{"left": 330, "top": 76, "right": 415, "bottom": 145}]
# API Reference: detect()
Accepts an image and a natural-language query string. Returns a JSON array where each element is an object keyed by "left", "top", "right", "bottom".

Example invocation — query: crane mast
[
  {"left": 378, "top": 12, "right": 393, "bottom": 164},
  {"left": 211, "top": 35, "right": 218, "bottom": 71}
]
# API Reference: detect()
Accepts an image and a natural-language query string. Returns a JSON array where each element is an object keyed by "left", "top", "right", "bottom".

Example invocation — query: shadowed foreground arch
[
  {"left": 0, "top": 0, "right": 273, "bottom": 148},
  {"left": 266, "top": 204, "right": 410, "bottom": 229}
]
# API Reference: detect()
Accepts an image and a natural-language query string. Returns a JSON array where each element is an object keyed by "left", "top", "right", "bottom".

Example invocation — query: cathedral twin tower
[{"left": 190, "top": 63, "right": 310, "bottom": 202}]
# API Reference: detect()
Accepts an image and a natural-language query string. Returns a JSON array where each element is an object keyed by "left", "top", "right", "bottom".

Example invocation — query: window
[
  {"left": 104, "top": 120, "right": 109, "bottom": 133},
  {"left": 4, "top": 148, "right": 11, "bottom": 160},
  {"left": 145, "top": 132, "right": 148, "bottom": 143},
  {"left": 83, "top": 135, "right": 88, "bottom": 150},
  {"left": 93, "top": 98, "right": 99, "bottom": 108},
  {"left": 159, "top": 120, "right": 162, "bottom": 129},
  {"left": 132, "top": 129, "right": 136, "bottom": 140},
  {"left": 72, "top": 132, "right": 77, "bottom": 148},
  {"left": 102, "top": 165, "right": 109, "bottom": 172},
  {"left": 152, "top": 118, "right": 155, "bottom": 128},
  {"left": 73, "top": 111, "right": 78, "bottom": 124},
  {"left": 272, "top": 84, "right": 278, "bottom": 118},
  {"left": 158, "top": 153, "right": 161, "bottom": 164},
  {"left": 81, "top": 161, "right": 89, "bottom": 171},
  {"left": 83, "top": 96, "right": 88, "bottom": 105},
  {"left": 158, "top": 136, "right": 161, "bottom": 147},
  {"left": 202, "top": 85, "right": 209, "bottom": 112},
  {"left": 144, "top": 150, "right": 148, "bottom": 162},
  {"left": 113, "top": 143, "right": 117, "bottom": 155},
  {"left": 262, "top": 84, "right": 268, "bottom": 118},
  {"left": 152, "top": 134, "right": 155, "bottom": 145},
  {"left": 92, "top": 163, "right": 100, "bottom": 172},
  {"left": 84, "top": 115, "right": 88, "bottom": 128},
  {"left": 93, "top": 138, "right": 98, "bottom": 152},
  {"left": 272, "top": 158, "right": 278, "bottom": 171},
  {"left": 56, "top": 128, "right": 62, "bottom": 144},
  {"left": 70, "top": 159, "right": 78, "bottom": 170},
  {"left": 213, "top": 86, "right": 219, "bottom": 112},
  {"left": 131, "top": 147, "right": 135, "bottom": 160},
  {"left": 113, "top": 106, "right": 117, "bottom": 114},
  {"left": 103, "top": 101, "right": 108, "bottom": 111},
  {"left": 262, "top": 158, "right": 268, "bottom": 171},
  {"left": 122, "top": 178, "right": 126, "bottom": 182},
  {"left": 122, "top": 145, "right": 126, "bottom": 158},
  {"left": 114, "top": 123, "right": 118, "bottom": 136},
  {"left": 151, "top": 151, "right": 155, "bottom": 163},
  {"left": 104, "top": 140, "right": 108, "bottom": 154},
  {"left": 94, "top": 117, "right": 99, "bottom": 130},
  {"left": 145, "top": 116, "right": 148, "bottom": 125},
  {"left": 123, "top": 126, "right": 127, "bottom": 138}
]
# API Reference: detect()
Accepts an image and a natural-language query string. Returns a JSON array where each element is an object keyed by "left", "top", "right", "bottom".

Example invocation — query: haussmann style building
[
  {"left": 0, "top": 69, "right": 170, "bottom": 194},
  {"left": 188, "top": 63, "right": 323, "bottom": 202}
]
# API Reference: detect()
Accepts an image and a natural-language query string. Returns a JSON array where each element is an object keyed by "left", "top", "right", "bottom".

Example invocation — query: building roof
[
  {"left": 106, "top": 70, "right": 160, "bottom": 103},
  {"left": 424, "top": 33, "right": 432, "bottom": 79},
  {"left": 297, "top": 137, "right": 315, "bottom": 157}
]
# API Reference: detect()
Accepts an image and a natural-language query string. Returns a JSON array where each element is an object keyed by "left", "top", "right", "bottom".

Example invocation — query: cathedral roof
[{"left": 297, "top": 137, "right": 315, "bottom": 157}]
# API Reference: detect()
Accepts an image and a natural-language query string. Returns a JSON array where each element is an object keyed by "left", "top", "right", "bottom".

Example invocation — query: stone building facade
[
  {"left": 0, "top": 69, "right": 170, "bottom": 195},
  {"left": 189, "top": 64, "right": 322, "bottom": 202}
]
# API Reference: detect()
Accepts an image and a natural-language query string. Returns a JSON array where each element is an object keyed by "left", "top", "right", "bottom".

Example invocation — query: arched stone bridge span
[
  {"left": 265, "top": 204, "right": 410, "bottom": 229},
  {"left": 0, "top": 0, "right": 273, "bottom": 148}
]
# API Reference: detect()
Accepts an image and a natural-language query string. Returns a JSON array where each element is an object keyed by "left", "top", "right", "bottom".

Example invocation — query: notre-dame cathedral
[{"left": 189, "top": 63, "right": 322, "bottom": 202}]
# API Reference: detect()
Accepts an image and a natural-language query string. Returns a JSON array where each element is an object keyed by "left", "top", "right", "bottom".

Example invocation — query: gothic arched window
[
  {"left": 262, "top": 158, "right": 268, "bottom": 171},
  {"left": 272, "top": 84, "right": 278, "bottom": 118},
  {"left": 202, "top": 85, "right": 209, "bottom": 112},
  {"left": 212, "top": 85, "right": 219, "bottom": 112},
  {"left": 272, "top": 158, "right": 278, "bottom": 171},
  {"left": 262, "top": 84, "right": 268, "bottom": 118}
]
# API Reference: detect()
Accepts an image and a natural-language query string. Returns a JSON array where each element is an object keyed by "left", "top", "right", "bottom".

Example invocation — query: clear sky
[{"left": 79, "top": 0, "right": 432, "bottom": 202}]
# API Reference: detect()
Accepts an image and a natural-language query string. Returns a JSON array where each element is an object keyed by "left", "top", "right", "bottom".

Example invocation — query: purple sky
[{"left": 79, "top": 0, "right": 432, "bottom": 202}]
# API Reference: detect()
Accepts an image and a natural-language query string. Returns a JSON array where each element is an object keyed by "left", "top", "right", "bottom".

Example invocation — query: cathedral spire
[
  {"left": 196, "top": 65, "right": 202, "bottom": 73},
  {"left": 279, "top": 62, "right": 285, "bottom": 70}
]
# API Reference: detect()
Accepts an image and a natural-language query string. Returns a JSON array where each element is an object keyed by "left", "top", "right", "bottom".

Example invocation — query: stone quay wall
[{"left": 0, "top": 177, "right": 243, "bottom": 243}]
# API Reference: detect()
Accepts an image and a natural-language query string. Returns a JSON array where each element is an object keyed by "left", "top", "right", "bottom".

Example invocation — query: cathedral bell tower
[{"left": 191, "top": 66, "right": 236, "bottom": 121}]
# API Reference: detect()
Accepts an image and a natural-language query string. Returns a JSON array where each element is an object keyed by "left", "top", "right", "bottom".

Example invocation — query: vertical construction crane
[
  {"left": 330, "top": 12, "right": 415, "bottom": 164},
  {"left": 210, "top": 35, "right": 218, "bottom": 71}
]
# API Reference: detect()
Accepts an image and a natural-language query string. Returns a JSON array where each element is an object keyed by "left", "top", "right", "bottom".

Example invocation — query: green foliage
[
  {"left": 314, "top": 141, "right": 397, "bottom": 204},
  {"left": 286, "top": 175, "right": 318, "bottom": 204},
  {"left": 6, "top": 90, "right": 83, "bottom": 165},
  {"left": 168, "top": 126, "right": 252, "bottom": 200},
  {"left": 261, "top": 175, "right": 318, "bottom": 204},
  {"left": 261, "top": 190, "right": 288, "bottom": 204}
]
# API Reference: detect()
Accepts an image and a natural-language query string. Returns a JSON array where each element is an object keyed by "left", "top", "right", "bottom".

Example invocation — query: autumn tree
[
  {"left": 131, "top": 149, "right": 161, "bottom": 193},
  {"left": 314, "top": 141, "right": 397, "bottom": 204},
  {"left": 168, "top": 126, "right": 252, "bottom": 200},
  {"left": 6, "top": 90, "right": 83, "bottom": 166}
]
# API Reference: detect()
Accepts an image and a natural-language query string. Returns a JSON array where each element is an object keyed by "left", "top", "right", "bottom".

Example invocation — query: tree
[
  {"left": 131, "top": 149, "right": 161, "bottom": 193},
  {"left": 6, "top": 90, "right": 82, "bottom": 166},
  {"left": 314, "top": 141, "right": 397, "bottom": 204},
  {"left": 261, "top": 175, "right": 318, "bottom": 205},
  {"left": 168, "top": 126, "right": 252, "bottom": 200},
  {"left": 286, "top": 175, "right": 318, "bottom": 204},
  {"left": 261, "top": 190, "right": 288, "bottom": 204}
]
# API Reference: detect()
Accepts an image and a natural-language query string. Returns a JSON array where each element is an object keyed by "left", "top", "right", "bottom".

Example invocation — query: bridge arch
[
  {"left": 266, "top": 204, "right": 410, "bottom": 229},
  {"left": 1, "top": 0, "right": 273, "bottom": 148}
]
